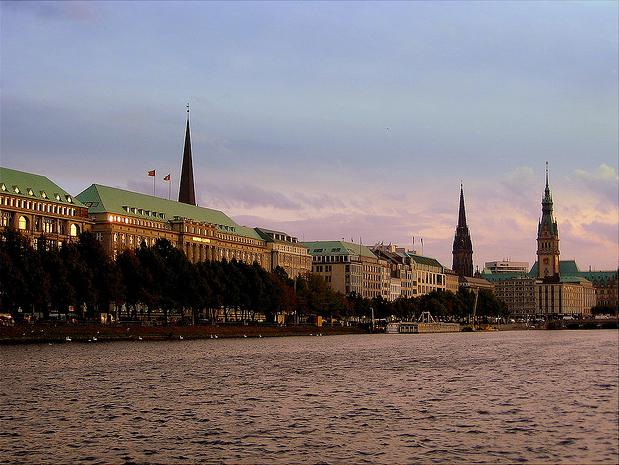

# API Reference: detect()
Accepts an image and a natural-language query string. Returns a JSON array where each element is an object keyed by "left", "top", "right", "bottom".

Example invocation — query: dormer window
[
  {"left": 66, "top": 195, "right": 73, "bottom": 203},
  {"left": 13, "top": 186, "right": 20, "bottom": 194},
  {"left": 27, "top": 188, "right": 34, "bottom": 196},
  {"left": 40, "top": 191, "right": 48, "bottom": 199},
  {"left": 54, "top": 193, "right": 61, "bottom": 201},
  {"left": 0, "top": 183, "right": 5, "bottom": 191}
]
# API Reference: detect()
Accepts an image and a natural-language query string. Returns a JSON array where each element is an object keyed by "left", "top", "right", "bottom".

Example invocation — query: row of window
[
  {"left": 1, "top": 195, "right": 78, "bottom": 216},
  {"left": 108, "top": 215, "right": 170, "bottom": 230},
  {"left": 1, "top": 185, "right": 73, "bottom": 203},
  {"left": 3, "top": 212, "right": 80, "bottom": 236},
  {"left": 218, "top": 233, "right": 259, "bottom": 247},
  {"left": 313, "top": 255, "right": 350, "bottom": 263}
]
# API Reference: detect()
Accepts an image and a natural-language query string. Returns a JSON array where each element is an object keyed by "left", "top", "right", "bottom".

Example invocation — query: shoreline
[
  {"left": 0, "top": 323, "right": 368, "bottom": 345},
  {"left": 1, "top": 320, "right": 616, "bottom": 345}
]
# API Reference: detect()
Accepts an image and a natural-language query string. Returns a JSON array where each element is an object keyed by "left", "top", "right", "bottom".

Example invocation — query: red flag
[
  {"left": 163, "top": 174, "right": 171, "bottom": 181},
  {"left": 147, "top": 169, "right": 156, "bottom": 177}
]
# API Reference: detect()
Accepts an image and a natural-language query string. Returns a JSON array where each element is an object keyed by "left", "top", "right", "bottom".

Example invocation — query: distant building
[
  {"left": 0, "top": 167, "right": 91, "bottom": 249},
  {"left": 444, "top": 268, "right": 460, "bottom": 294},
  {"left": 254, "top": 228, "right": 312, "bottom": 278},
  {"left": 578, "top": 270, "right": 618, "bottom": 310},
  {"left": 492, "top": 276, "right": 537, "bottom": 315},
  {"left": 372, "top": 244, "right": 446, "bottom": 297},
  {"left": 459, "top": 275, "right": 494, "bottom": 292},
  {"left": 452, "top": 184, "right": 474, "bottom": 277},
  {"left": 484, "top": 260, "right": 529, "bottom": 274},
  {"left": 482, "top": 164, "right": 596, "bottom": 316},
  {"left": 304, "top": 240, "right": 390, "bottom": 299},
  {"left": 410, "top": 253, "right": 446, "bottom": 295},
  {"left": 371, "top": 244, "right": 416, "bottom": 299}
]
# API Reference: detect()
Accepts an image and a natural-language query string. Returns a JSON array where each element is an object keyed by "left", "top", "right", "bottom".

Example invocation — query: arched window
[
  {"left": 70, "top": 224, "right": 79, "bottom": 237},
  {"left": 18, "top": 216, "right": 28, "bottom": 230}
]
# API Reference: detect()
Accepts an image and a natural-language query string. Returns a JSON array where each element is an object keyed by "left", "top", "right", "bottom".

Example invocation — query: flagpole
[
  {"left": 153, "top": 173, "right": 156, "bottom": 197},
  {"left": 168, "top": 179, "right": 171, "bottom": 200}
]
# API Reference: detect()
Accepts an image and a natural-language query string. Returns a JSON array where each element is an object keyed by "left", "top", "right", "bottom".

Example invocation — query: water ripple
[{"left": 0, "top": 330, "right": 617, "bottom": 464}]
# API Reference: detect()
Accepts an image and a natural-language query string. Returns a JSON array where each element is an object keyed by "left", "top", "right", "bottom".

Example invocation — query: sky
[{"left": 1, "top": 1, "right": 617, "bottom": 270}]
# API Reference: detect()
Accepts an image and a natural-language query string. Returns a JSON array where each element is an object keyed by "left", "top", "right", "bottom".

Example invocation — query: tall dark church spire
[
  {"left": 452, "top": 184, "right": 474, "bottom": 277},
  {"left": 178, "top": 104, "right": 196, "bottom": 206}
]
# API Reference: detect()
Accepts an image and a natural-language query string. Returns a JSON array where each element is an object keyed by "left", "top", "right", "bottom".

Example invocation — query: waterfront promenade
[{"left": 1, "top": 318, "right": 616, "bottom": 344}]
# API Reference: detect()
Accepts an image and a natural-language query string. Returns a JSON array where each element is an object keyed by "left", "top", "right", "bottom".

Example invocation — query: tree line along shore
[{"left": 1, "top": 228, "right": 509, "bottom": 328}]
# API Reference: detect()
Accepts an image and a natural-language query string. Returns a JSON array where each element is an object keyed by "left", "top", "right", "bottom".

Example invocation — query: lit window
[
  {"left": 70, "top": 224, "right": 79, "bottom": 237},
  {"left": 13, "top": 186, "right": 20, "bottom": 194},
  {"left": 18, "top": 216, "right": 28, "bottom": 230}
]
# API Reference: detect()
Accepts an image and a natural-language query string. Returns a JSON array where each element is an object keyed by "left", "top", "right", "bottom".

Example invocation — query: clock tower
[{"left": 536, "top": 162, "right": 560, "bottom": 281}]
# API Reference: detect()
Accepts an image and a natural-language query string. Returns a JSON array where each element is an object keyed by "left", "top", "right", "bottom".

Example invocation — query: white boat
[{"left": 386, "top": 313, "right": 460, "bottom": 334}]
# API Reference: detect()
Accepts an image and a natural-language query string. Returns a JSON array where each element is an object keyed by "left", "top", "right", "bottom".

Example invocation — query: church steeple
[
  {"left": 537, "top": 162, "right": 560, "bottom": 280},
  {"left": 178, "top": 104, "right": 196, "bottom": 206},
  {"left": 452, "top": 183, "right": 474, "bottom": 277},
  {"left": 458, "top": 183, "right": 467, "bottom": 228}
]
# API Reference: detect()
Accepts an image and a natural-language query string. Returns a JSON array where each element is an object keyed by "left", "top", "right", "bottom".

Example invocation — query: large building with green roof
[
  {"left": 76, "top": 183, "right": 270, "bottom": 268},
  {"left": 0, "top": 166, "right": 92, "bottom": 248}
]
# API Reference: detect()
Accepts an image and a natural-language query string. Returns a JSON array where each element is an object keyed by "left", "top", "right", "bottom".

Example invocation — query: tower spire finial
[{"left": 545, "top": 161, "right": 549, "bottom": 188}]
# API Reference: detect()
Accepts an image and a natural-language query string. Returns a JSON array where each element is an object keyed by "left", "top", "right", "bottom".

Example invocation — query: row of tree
[{"left": 0, "top": 229, "right": 506, "bottom": 323}]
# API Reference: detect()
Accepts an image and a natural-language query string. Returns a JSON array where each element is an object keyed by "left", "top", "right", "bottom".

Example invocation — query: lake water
[{"left": 0, "top": 330, "right": 617, "bottom": 464}]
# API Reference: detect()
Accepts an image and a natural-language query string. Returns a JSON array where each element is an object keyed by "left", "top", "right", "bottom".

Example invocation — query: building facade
[
  {"left": 303, "top": 241, "right": 390, "bottom": 299},
  {"left": 578, "top": 270, "right": 618, "bottom": 310},
  {"left": 444, "top": 268, "right": 460, "bottom": 294},
  {"left": 484, "top": 260, "right": 529, "bottom": 274},
  {"left": 255, "top": 228, "right": 312, "bottom": 278},
  {"left": 0, "top": 167, "right": 91, "bottom": 249},
  {"left": 491, "top": 276, "right": 536, "bottom": 315},
  {"left": 371, "top": 245, "right": 416, "bottom": 299},
  {"left": 371, "top": 244, "right": 447, "bottom": 297}
]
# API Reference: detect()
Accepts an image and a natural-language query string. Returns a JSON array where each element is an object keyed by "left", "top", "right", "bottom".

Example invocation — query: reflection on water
[{"left": 0, "top": 330, "right": 617, "bottom": 464}]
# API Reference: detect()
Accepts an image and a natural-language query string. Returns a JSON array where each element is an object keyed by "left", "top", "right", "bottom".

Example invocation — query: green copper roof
[
  {"left": 405, "top": 253, "right": 444, "bottom": 270},
  {"left": 577, "top": 271, "right": 617, "bottom": 284},
  {"left": 559, "top": 276, "right": 592, "bottom": 284},
  {"left": 0, "top": 166, "right": 85, "bottom": 207},
  {"left": 302, "top": 240, "right": 377, "bottom": 259},
  {"left": 76, "top": 184, "right": 262, "bottom": 240},
  {"left": 529, "top": 260, "right": 580, "bottom": 277}
]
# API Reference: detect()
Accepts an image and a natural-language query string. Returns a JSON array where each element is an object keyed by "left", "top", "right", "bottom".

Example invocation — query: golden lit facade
[
  {"left": 0, "top": 167, "right": 91, "bottom": 248},
  {"left": 255, "top": 228, "right": 312, "bottom": 278},
  {"left": 77, "top": 184, "right": 269, "bottom": 267}
]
